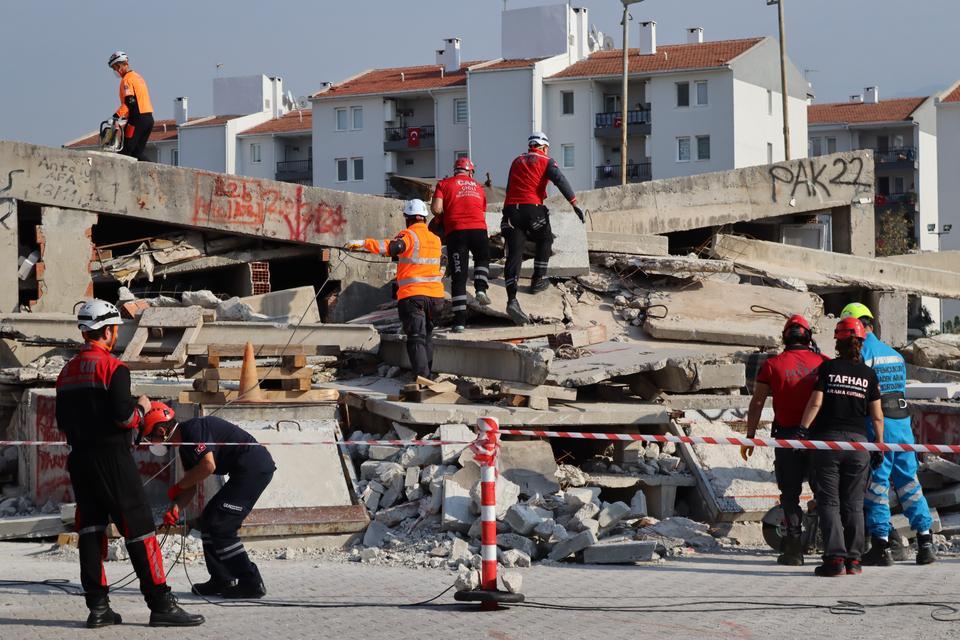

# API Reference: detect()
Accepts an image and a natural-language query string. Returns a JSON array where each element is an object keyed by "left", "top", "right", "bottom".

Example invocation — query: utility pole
[
  {"left": 769, "top": 0, "right": 790, "bottom": 160},
  {"left": 620, "top": 0, "right": 644, "bottom": 187}
]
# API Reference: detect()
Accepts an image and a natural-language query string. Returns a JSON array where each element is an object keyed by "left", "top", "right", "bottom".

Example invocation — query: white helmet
[
  {"left": 403, "top": 199, "right": 429, "bottom": 218},
  {"left": 77, "top": 299, "right": 123, "bottom": 332},
  {"left": 108, "top": 51, "right": 128, "bottom": 68},
  {"left": 528, "top": 131, "right": 549, "bottom": 148}
]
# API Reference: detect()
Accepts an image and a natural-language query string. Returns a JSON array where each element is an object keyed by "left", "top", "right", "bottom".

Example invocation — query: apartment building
[
  {"left": 310, "top": 3, "right": 809, "bottom": 196},
  {"left": 936, "top": 82, "right": 960, "bottom": 329}
]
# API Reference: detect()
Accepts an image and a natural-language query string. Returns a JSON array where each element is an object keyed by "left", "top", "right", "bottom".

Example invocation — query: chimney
[
  {"left": 270, "top": 76, "right": 284, "bottom": 118},
  {"left": 639, "top": 21, "right": 657, "bottom": 55},
  {"left": 849, "top": 94, "right": 863, "bottom": 103},
  {"left": 865, "top": 86, "right": 879, "bottom": 104},
  {"left": 436, "top": 37, "right": 461, "bottom": 74},
  {"left": 686, "top": 27, "right": 703, "bottom": 44},
  {"left": 174, "top": 97, "right": 188, "bottom": 125}
]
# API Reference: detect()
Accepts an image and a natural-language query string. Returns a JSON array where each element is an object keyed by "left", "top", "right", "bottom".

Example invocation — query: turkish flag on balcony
[
  {"left": 407, "top": 127, "right": 421, "bottom": 148},
  {"left": 613, "top": 116, "right": 622, "bottom": 128}
]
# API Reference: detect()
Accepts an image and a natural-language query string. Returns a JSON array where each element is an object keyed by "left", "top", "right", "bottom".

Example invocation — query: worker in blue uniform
[{"left": 840, "top": 302, "right": 935, "bottom": 565}]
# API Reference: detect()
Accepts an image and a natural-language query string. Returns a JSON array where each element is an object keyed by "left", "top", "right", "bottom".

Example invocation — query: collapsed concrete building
[{"left": 2, "top": 140, "right": 960, "bottom": 567}]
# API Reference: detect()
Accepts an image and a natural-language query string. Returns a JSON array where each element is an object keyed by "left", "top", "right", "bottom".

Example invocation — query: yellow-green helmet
[{"left": 840, "top": 302, "right": 874, "bottom": 320}]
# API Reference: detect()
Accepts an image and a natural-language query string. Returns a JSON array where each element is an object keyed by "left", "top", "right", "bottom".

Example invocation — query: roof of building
[
  {"left": 65, "top": 118, "right": 189, "bottom": 148},
  {"left": 943, "top": 85, "right": 960, "bottom": 103},
  {"left": 476, "top": 58, "right": 547, "bottom": 71},
  {"left": 313, "top": 60, "right": 487, "bottom": 99},
  {"left": 549, "top": 37, "right": 764, "bottom": 79},
  {"left": 179, "top": 114, "right": 245, "bottom": 128},
  {"left": 807, "top": 96, "right": 927, "bottom": 125},
  {"left": 240, "top": 110, "right": 312, "bottom": 135}
]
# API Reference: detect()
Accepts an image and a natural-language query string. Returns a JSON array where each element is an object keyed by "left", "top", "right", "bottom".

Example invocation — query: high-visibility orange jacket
[
  {"left": 115, "top": 70, "right": 154, "bottom": 120},
  {"left": 365, "top": 222, "right": 443, "bottom": 300}
]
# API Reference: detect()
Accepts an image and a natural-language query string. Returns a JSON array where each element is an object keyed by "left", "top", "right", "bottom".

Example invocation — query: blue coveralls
[{"left": 861, "top": 332, "right": 933, "bottom": 537}]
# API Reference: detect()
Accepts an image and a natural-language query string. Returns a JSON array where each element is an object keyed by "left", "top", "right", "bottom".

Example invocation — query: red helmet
[
  {"left": 834, "top": 317, "right": 866, "bottom": 341},
  {"left": 454, "top": 157, "right": 475, "bottom": 173},
  {"left": 142, "top": 401, "right": 175, "bottom": 438},
  {"left": 782, "top": 314, "right": 811, "bottom": 339}
]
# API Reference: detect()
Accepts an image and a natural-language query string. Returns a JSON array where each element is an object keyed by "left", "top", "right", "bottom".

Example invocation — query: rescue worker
[
  {"left": 55, "top": 299, "right": 203, "bottom": 628},
  {"left": 501, "top": 132, "right": 584, "bottom": 325},
  {"left": 142, "top": 403, "right": 275, "bottom": 598},
  {"left": 431, "top": 157, "right": 491, "bottom": 332},
  {"left": 799, "top": 317, "right": 885, "bottom": 577},
  {"left": 362, "top": 199, "right": 444, "bottom": 378},
  {"left": 840, "top": 302, "right": 936, "bottom": 565},
  {"left": 741, "top": 315, "right": 828, "bottom": 565},
  {"left": 108, "top": 51, "right": 154, "bottom": 161}
]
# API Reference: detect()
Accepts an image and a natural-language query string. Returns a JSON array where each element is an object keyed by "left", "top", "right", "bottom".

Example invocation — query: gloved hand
[
  {"left": 343, "top": 239, "right": 365, "bottom": 251},
  {"left": 572, "top": 204, "right": 585, "bottom": 224},
  {"left": 363, "top": 238, "right": 383, "bottom": 255},
  {"left": 740, "top": 445, "right": 754, "bottom": 462},
  {"left": 870, "top": 451, "right": 885, "bottom": 470},
  {"left": 162, "top": 504, "right": 180, "bottom": 527},
  {"left": 167, "top": 483, "right": 184, "bottom": 502}
]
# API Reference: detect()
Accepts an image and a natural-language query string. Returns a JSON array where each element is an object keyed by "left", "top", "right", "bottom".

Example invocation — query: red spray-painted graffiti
[
  {"left": 193, "top": 175, "right": 347, "bottom": 242},
  {"left": 35, "top": 395, "right": 72, "bottom": 504},
  {"left": 914, "top": 409, "right": 960, "bottom": 463}
]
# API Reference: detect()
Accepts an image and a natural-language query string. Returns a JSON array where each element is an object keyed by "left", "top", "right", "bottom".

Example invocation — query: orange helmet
[
  {"left": 142, "top": 401, "right": 175, "bottom": 439},
  {"left": 834, "top": 317, "right": 866, "bottom": 341}
]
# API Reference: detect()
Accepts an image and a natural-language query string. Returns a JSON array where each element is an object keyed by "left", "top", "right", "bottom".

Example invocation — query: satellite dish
[
  {"left": 297, "top": 96, "right": 310, "bottom": 109},
  {"left": 602, "top": 35, "right": 615, "bottom": 51},
  {"left": 282, "top": 90, "right": 296, "bottom": 111}
]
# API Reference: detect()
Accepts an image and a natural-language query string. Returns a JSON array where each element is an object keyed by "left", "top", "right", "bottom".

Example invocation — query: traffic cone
[{"left": 237, "top": 341, "right": 264, "bottom": 402}]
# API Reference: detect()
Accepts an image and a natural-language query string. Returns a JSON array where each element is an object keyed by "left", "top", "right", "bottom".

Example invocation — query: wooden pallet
[
  {"left": 121, "top": 307, "right": 210, "bottom": 369},
  {"left": 179, "top": 388, "right": 339, "bottom": 404},
  {"left": 185, "top": 344, "right": 323, "bottom": 400}
]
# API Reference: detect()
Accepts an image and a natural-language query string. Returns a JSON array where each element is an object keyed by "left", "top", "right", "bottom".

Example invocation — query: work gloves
[
  {"left": 572, "top": 204, "right": 585, "bottom": 224},
  {"left": 163, "top": 505, "right": 180, "bottom": 527},
  {"left": 167, "top": 483, "right": 184, "bottom": 502},
  {"left": 870, "top": 451, "right": 885, "bottom": 470}
]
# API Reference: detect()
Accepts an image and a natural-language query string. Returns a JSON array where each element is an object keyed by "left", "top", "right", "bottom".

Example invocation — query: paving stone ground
[{"left": 0, "top": 542, "right": 958, "bottom": 639}]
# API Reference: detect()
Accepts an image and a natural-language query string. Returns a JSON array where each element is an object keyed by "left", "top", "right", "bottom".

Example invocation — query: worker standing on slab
[
  {"left": 799, "top": 317, "right": 884, "bottom": 577},
  {"left": 55, "top": 299, "right": 204, "bottom": 628},
  {"left": 742, "top": 315, "right": 828, "bottom": 566},
  {"left": 840, "top": 302, "right": 936, "bottom": 566},
  {"left": 361, "top": 199, "right": 444, "bottom": 378},
  {"left": 108, "top": 51, "right": 154, "bottom": 161},
  {"left": 501, "top": 132, "right": 584, "bottom": 325},
  {"left": 143, "top": 405, "right": 275, "bottom": 598},
  {"left": 432, "top": 157, "right": 492, "bottom": 332}
]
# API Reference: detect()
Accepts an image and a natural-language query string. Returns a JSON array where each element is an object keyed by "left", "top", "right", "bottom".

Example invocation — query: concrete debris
[
  {"left": 362, "top": 520, "right": 389, "bottom": 548},
  {"left": 582, "top": 540, "right": 658, "bottom": 564},
  {"left": 902, "top": 337, "right": 960, "bottom": 371},
  {"left": 504, "top": 504, "right": 553, "bottom": 536},
  {"left": 500, "top": 548, "right": 532, "bottom": 568},
  {"left": 455, "top": 567, "right": 481, "bottom": 592},
  {"left": 499, "top": 569, "right": 524, "bottom": 594},
  {"left": 547, "top": 529, "right": 597, "bottom": 561},
  {"left": 563, "top": 487, "right": 601, "bottom": 508},
  {"left": 555, "top": 465, "right": 588, "bottom": 488},
  {"left": 640, "top": 517, "right": 721, "bottom": 552},
  {"left": 597, "top": 501, "right": 631, "bottom": 530}
]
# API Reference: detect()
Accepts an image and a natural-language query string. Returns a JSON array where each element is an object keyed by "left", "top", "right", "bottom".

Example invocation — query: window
[
  {"left": 893, "top": 134, "right": 904, "bottom": 148},
  {"left": 352, "top": 157, "right": 364, "bottom": 181},
  {"left": 455, "top": 150, "right": 470, "bottom": 159},
  {"left": 336, "top": 158, "right": 348, "bottom": 182},
  {"left": 351, "top": 106, "right": 363, "bottom": 130},
  {"left": 695, "top": 81, "right": 708, "bottom": 106},
  {"left": 767, "top": 89, "right": 773, "bottom": 116},
  {"left": 335, "top": 108, "right": 347, "bottom": 131},
  {"left": 561, "top": 144, "right": 575, "bottom": 168},
  {"left": 809, "top": 137, "right": 822, "bottom": 157},
  {"left": 250, "top": 143, "right": 261, "bottom": 163},
  {"left": 454, "top": 98, "right": 468, "bottom": 124},
  {"left": 826, "top": 137, "right": 837, "bottom": 154},
  {"left": 170, "top": 148, "right": 179, "bottom": 166},
  {"left": 696, "top": 135, "right": 710, "bottom": 160},
  {"left": 677, "top": 136, "right": 691, "bottom": 162},
  {"left": 265, "top": 98, "right": 271, "bottom": 111},
  {"left": 561, "top": 91, "right": 575, "bottom": 115},
  {"left": 894, "top": 176, "right": 905, "bottom": 194},
  {"left": 676, "top": 82, "right": 690, "bottom": 107},
  {"left": 767, "top": 142, "right": 773, "bottom": 164},
  {"left": 604, "top": 94, "right": 621, "bottom": 113}
]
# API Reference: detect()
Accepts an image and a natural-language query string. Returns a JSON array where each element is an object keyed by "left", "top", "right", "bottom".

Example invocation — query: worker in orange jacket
[
  {"left": 359, "top": 199, "right": 445, "bottom": 379},
  {"left": 108, "top": 51, "right": 154, "bottom": 161}
]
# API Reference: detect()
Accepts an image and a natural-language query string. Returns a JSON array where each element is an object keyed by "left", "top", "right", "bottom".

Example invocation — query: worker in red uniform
[
  {"left": 55, "top": 299, "right": 203, "bottom": 628},
  {"left": 742, "top": 315, "right": 828, "bottom": 566},
  {"left": 360, "top": 199, "right": 444, "bottom": 378},
  {"left": 502, "top": 132, "right": 584, "bottom": 325},
  {"left": 108, "top": 51, "right": 154, "bottom": 161},
  {"left": 431, "top": 157, "right": 491, "bottom": 332}
]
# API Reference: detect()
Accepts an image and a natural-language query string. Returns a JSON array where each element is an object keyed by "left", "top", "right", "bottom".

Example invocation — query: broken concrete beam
[
  {"left": 886, "top": 251, "right": 960, "bottom": 273},
  {"left": 922, "top": 484, "right": 960, "bottom": 510},
  {"left": 499, "top": 382, "right": 577, "bottom": 401},
  {"left": 922, "top": 457, "right": 960, "bottom": 484},
  {"left": 440, "top": 324, "right": 566, "bottom": 342},
  {"left": 547, "top": 529, "right": 598, "bottom": 561},
  {"left": 582, "top": 540, "right": 657, "bottom": 564},
  {"left": 547, "top": 325, "right": 608, "bottom": 349},
  {"left": 586, "top": 232, "right": 668, "bottom": 256},
  {"left": 601, "top": 254, "right": 735, "bottom": 279},
  {"left": 649, "top": 361, "right": 746, "bottom": 393},
  {"left": 0, "top": 514, "right": 66, "bottom": 540},
  {"left": 712, "top": 234, "right": 960, "bottom": 300},
  {"left": 379, "top": 335, "right": 553, "bottom": 385}
]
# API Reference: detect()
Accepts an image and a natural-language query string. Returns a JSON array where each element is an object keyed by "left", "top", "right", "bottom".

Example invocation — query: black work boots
[
  {"left": 84, "top": 594, "right": 122, "bottom": 629},
  {"left": 861, "top": 536, "right": 894, "bottom": 566},
  {"left": 147, "top": 591, "right": 205, "bottom": 627},
  {"left": 221, "top": 579, "right": 267, "bottom": 599},
  {"left": 776, "top": 535, "right": 804, "bottom": 566},
  {"left": 506, "top": 299, "right": 530, "bottom": 325},
  {"left": 814, "top": 556, "right": 845, "bottom": 577},
  {"left": 916, "top": 533, "right": 937, "bottom": 565},
  {"left": 191, "top": 578, "right": 237, "bottom": 597}
]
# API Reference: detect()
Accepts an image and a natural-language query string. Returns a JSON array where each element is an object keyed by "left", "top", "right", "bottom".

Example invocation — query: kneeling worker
[
  {"left": 360, "top": 199, "right": 444, "bottom": 379},
  {"left": 142, "top": 403, "right": 275, "bottom": 598}
]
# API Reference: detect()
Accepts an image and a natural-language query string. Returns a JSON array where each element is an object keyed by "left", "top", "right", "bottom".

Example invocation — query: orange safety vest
[
  {"left": 369, "top": 223, "right": 444, "bottom": 300},
  {"left": 116, "top": 70, "right": 154, "bottom": 121}
]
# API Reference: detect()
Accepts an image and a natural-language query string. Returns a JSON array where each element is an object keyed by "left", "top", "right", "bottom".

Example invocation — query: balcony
[
  {"left": 594, "top": 109, "right": 652, "bottom": 139},
  {"left": 384, "top": 125, "right": 436, "bottom": 151},
  {"left": 595, "top": 162, "right": 652, "bottom": 188},
  {"left": 874, "top": 192, "right": 917, "bottom": 212},
  {"left": 275, "top": 159, "right": 312, "bottom": 184},
  {"left": 873, "top": 147, "right": 917, "bottom": 170}
]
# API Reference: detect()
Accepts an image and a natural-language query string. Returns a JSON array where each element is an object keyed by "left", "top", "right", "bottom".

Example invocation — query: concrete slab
[
  {"left": 649, "top": 361, "right": 746, "bottom": 393},
  {"left": 0, "top": 514, "right": 65, "bottom": 540},
  {"left": 238, "top": 286, "right": 320, "bottom": 323},
  {"left": 586, "top": 232, "right": 668, "bottom": 256},
  {"left": 438, "top": 324, "right": 565, "bottom": 342},
  {"left": 582, "top": 540, "right": 657, "bottom": 564},
  {"left": 906, "top": 383, "right": 960, "bottom": 400},
  {"left": 483, "top": 209, "right": 588, "bottom": 277},
  {"left": 33, "top": 207, "right": 96, "bottom": 313},
  {"left": 498, "top": 440, "right": 560, "bottom": 496},
  {"left": 454, "top": 279, "right": 567, "bottom": 324},
  {"left": 644, "top": 280, "right": 824, "bottom": 348}
]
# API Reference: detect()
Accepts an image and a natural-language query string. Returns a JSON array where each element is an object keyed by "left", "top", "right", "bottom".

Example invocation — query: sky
[{"left": 1, "top": 0, "right": 957, "bottom": 147}]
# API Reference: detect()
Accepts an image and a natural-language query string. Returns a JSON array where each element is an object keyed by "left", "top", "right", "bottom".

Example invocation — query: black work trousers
[
  {"left": 120, "top": 113, "right": 154, "bottom": 161},
  {"left": 68, "top": 447, "right": 169, "bottom": 605},
  {"left": 773, "top": 426, "right": 810, "bottom": 538},
  {"left": 811, "top": 431, "right": 870, "bottom": 561},
  {"left": 501, "top": 204, "right": 552, "bottom": 300},
  {"left": 200, "top": 470, "right": 273, "bottom": 584},
  {"left": 398, "top": 295, "right": 444, "bottom": 379},
  {"left": 447, "top": 228, "right": 490, "bottom": 326}
]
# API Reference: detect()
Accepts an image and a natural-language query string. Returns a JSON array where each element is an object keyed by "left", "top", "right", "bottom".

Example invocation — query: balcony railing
[
  {"left": 873, "top": 147, "right": 917, "bottom": 165},
  {"left": 595, "top": 162, "right": 652, "bottom": 188},
  {"left": 384, "top": 125, "right": 436, "bottom": 150},
  {"left": 874, "top": 192, "right": 917, "bottom": 211},
  {"left": 595, "top": 109, "right": 652, "bottom": 128},
  {"left": 275, "top": 159, "right": 312, "bottom": 183}
]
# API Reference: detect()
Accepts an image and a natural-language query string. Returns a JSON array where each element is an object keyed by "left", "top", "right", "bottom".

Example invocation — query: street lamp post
[
  {"left": 621, "top": 0, "right": 644, "bottom": 187},
  {"left": 768, "top": 0, "right": 790, "bottom": 160}
]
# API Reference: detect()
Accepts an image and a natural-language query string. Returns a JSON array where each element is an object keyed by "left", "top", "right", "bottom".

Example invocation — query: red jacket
[
  {"left": 756, "top": 346, "right": 830, "bottom": 428},
  {"left": 434, "top": 175, "right": 487, "bottom": 233},
  {"left": 504, "top": 148, "right": 576, "bottom": 206}
]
